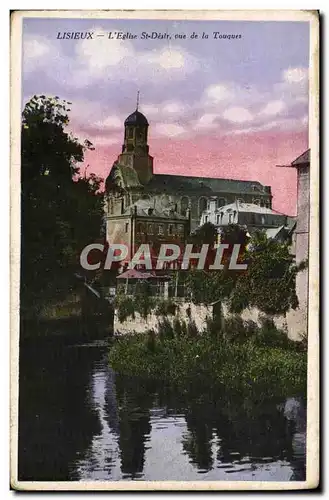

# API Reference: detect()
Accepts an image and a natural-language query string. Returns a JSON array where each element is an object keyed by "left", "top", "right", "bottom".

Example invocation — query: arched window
[
  {"left": 217, "top": 198, "right": 226, "bottom": 209},
  {"left": 181, "top": 196, "right": 190, "bottom": 215},
  {"left": 198, "top": 197, "right": 208, "bottom": 217},
  {"left": 137, "top": 222, "right": 144, "bottom": 233}
]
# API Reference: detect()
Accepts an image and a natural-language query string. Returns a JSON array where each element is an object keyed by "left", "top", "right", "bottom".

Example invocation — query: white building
[{"left": 200, "top": 199, "right": 288, "bottom": 231}]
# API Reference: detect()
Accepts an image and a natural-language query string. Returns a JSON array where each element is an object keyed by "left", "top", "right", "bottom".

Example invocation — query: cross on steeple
[{"left": 136, "top": 90, "right": 140, "bottom": 111}]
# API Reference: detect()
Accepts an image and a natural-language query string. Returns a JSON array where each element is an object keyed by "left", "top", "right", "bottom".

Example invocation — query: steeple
[{"left": 117, "top": 100, "right": 154, "bottom": 184}]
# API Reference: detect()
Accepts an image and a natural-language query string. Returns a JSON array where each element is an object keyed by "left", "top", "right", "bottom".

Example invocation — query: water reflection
[{"left": 18, "top": 338, "right": 306, "bottom": 482}]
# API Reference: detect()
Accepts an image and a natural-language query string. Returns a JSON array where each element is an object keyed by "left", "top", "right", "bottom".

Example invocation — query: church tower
[{"left": 117, "top": 94, "right": 154, "bottom": 184}]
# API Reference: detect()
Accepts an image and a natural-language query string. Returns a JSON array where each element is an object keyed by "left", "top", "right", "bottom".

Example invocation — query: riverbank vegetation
[{"left": 109, "top": 317, "right": 307, "bottom": 398}]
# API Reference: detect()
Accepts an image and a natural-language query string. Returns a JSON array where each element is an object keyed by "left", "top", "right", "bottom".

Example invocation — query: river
[{"left": 18, "top": 335, "right": 306, "bottom": 482}]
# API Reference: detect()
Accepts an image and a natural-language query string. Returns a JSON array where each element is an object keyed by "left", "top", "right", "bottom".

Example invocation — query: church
[{"left": 104, "top": 106, "right": 273, "bottom": 250}]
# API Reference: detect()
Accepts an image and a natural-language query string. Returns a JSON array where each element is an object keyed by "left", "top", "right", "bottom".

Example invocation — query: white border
[{"left": 9, "top": 9, "right": 319, "bottom": 492}]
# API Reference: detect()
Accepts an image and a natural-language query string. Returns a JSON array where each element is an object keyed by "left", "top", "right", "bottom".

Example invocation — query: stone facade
[{"left": 105, "top": 108, "right": 273, "bottom": 233}]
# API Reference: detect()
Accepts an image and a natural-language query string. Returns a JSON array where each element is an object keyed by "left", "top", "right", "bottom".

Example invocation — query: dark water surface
[{"left": 18, "top": 335, "right": 306, "bottom": 482}]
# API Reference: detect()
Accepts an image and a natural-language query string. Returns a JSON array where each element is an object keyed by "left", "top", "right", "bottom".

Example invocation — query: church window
[
  {"left": 125, "top": 222, "right": 129, "bottom": 233},
  {"left": 168, "top": 224, "right": 174, "bottom": 235},
  {"left": 216, "top": 214, "right": 220, "bottom": 225},
  {"left": 228, "top": 213, "right": 233, "bottom": 224},
  {"left": 148, "top": 223, "right": 153, "bottom": 235},
  {"left": 198, "top": 197, "right": 208, "bottom": 217},
  {"left": 217, "top": 198, "right": 226, "bottom": 208},
  {"left": 137, "top": 222, "right": 144, "bottom": 233},
  {"left": 181, "top": 196, "right": 190, "bottom": 215},
  {"left": 178, "top": 224, "right": 184, "bottom": 235},
  {"left": 158, "top": 224, "right": 164, "bottom": 236},
  {"left": 127, "top": 127, "right": 133, "bottom": 139},
  {"left": 205, "top": 215, "right": 209, "bottom": 223}
]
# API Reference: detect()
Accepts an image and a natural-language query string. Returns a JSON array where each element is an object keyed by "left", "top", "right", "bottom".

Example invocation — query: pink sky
[
  {"left": 84, "top": 129, "right": 307, "bottom": 215},
  {"left": 22, "top": 18, "right": 310, "bottom": 216}
]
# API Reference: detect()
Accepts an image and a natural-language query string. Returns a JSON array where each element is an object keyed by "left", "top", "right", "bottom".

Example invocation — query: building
[
  {"left": 104, "top": 107, "right": 273, "bottom": 233},
  {"left": 200, "top": 199, "right": 288, "bottom": 231},
  {"left": 277, "top": 149, "right": 310, "bottom": 338},
  {"left": 106, "top": 197, "right": 190, "bottom": 267}
]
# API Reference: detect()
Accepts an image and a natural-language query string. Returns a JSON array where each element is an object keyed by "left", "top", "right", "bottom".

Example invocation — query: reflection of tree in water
[
  {"left": 181, "top": 401, "right": 214, "bottom": 472},
  {"left": 213, "top": 396, "right": 294, "bottom": 465},
  {"left": 115, "top": 377, "right": 156, "bottom": 479},
  {"left": 166, "top": 387, "right": 306, "bottom": 481},
  {"left": 18, "top": 336, "right": 103, "bottom": 481}
]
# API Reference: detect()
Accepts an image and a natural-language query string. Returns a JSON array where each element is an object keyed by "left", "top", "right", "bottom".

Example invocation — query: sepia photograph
[{"left": 10, "top": 10, "right": 319, "bottom": 490}]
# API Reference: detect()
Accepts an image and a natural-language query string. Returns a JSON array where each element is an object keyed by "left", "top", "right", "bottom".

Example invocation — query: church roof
[
  {"left": 123, "top": 198, "right": 187, "bottom": 220},
  {"left": 105, "top": 162, "right": 142, "bottom": 190},
  {"left": 147, "top": 174, "right": 269, "bottom": 196},
  {"left": 124, "top": 110, "right": 149, "bottom": 126}
]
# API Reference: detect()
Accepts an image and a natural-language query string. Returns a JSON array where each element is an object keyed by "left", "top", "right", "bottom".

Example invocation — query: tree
[
  {"left": 185, "top": 229, "right": 304, "bottom": 316},
  {"left": 21, "top": 95, "right": 103, "bottom": 316}
]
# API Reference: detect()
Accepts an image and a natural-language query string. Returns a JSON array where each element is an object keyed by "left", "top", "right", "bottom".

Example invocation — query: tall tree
[{"left": 21, "top": 95, "right": 103, "bottom": 316}]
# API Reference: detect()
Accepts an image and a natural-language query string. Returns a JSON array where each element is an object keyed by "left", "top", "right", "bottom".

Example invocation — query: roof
[
  {"left": 291, "top": 149, "right": 310, "bottom": 166},
  {"left": 117, "top": 269, "right": 169, "bottom": 280},
  {"left": 123, "top": 198, "right": 187, "bottom": 219},
  {"left": 266, "top": 226, "right": 285, "bottom": 240},
  {"left": 117, "top": 269, "right": 155, "bottom": 280},
  {"left": 124, "top": 110, "right": 149, "bottom": 126},
  {"left": 105, "top": 162, "right": 142, "bottom": 190},
  {"left": 276, "top": 149, "right": 310, "bottom": 168},
  {"left": 217, "top": 202, "right": 286, "bottom": 215},
  {"left": 147, "top": 174, "right": 270, "bottom": 195}
]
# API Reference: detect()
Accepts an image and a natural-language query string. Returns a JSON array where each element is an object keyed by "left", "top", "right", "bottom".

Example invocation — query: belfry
[{"left": 117, "top": 92, "right": 154, "bottom": 184}]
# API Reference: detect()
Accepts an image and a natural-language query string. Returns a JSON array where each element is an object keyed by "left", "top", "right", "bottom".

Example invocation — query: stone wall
[
  {"left": 114, "top": 299, "right": 306, "bottom": 340},
  {"left": 113, "top": 301, "right": 212, "bottom": 336},
  {"left": 221, "top": 303, "right": 306, "bottom": 341}
]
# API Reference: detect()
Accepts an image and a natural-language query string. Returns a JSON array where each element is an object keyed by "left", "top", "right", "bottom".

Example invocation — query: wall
[
  {"left": 221, "top": 303, "right": 306, "bottom": 341},
  {"left": 294, "top": 164, "right": 310, "bottom": 339},
  {"left": 114, "top": 299, "right": 306, "bottom": 340},
  {"left": 114, "top": 302, "right": 212, "bottom": 336}
]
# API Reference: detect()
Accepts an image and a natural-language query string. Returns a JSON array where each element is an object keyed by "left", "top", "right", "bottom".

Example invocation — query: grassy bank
[{"left": 109, "top": 330, "right": 307, "bottom": 397}]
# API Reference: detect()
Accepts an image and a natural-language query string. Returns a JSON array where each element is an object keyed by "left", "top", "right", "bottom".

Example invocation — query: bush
[
  {"left": 109, "top": 334, "right": 307, "bottom": 397},
  {"left": 256, "top": 316, "right": 290, "bottom": 348},
  {"left": 173, "top": 317, "right": 187, "bottom": 337},
  {"left": 116, "top": 296, "right": 135, "bottom": 322},
  {"left": 155, "top": 299, "right": 177, "bottom": 317},
  {"left": 158, "top": 318, "right": 175, "bottom": 340}
]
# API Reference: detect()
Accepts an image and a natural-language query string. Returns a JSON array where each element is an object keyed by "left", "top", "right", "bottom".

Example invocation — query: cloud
[
  {"left": 154, "top": 123, "right": 186, "bottom": 137},
  {"left": 142, "top": 104, "right": 160, "bottom": 116},
  {"left": 260, "top": 100, "right": 286, "bottom": 116},
  {"left": 223, "top": 107, "right": 253, "bottom": 123},
  {"left": 283, "top": 67, "right": 308, "bottom": 84},
  {"left": 204, "top": 84, "right": 232, "bottom": 103},
  {"left": 23, "top": 34, "right": 60, "bottom": 72},
  {"left": 95, "top": 115, "right": 122, "bottom": 129},
  {"left": 193, "top": 113, "right": 218, "bottom": 130},
  {"left": 23, "top": 26, "right": 199, "bottom": 90},
  {"left": 162, "top": 101, "right": 185, "bottom": 114},
  {"left": 75, "top": 28, "right": 133, "bottom": 74}
]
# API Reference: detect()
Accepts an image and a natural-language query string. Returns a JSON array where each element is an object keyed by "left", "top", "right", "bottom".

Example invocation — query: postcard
[{"left": 10, "top": 9, "right": 319, "bottom": 491}]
